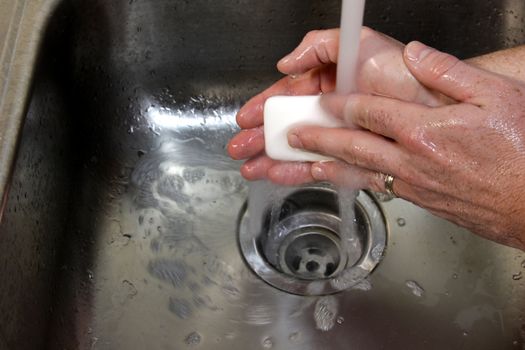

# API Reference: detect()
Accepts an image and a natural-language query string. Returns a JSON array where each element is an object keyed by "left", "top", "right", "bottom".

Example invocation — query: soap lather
[{"left": 263, "top": 0, "right": 365, "bottom": 162}]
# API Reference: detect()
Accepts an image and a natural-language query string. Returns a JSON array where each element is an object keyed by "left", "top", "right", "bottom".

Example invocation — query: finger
[
  {"left": 227, "top": 127, "right": 264, "bottom": 160},
  {"left": 320, "top": 93, "right": 428, "bottom": 140},
  {"left": 236, "top": 67, "right": 336, "bottom": 129},
  {"left": 240, "top": 156, "right": 314, "bottom": 185},
  {"left": 386, "top": 176, "right": 415, "bottom": 201},
  {"left": 267, "top": 162, "right": 315, "bottom": 186},
  {"left": 277, "top": 29, "right": 340, "bottom": 75},
  {"left": 310, "top": 161, "right": 384, "bottom": 191},
  {"left": 404, "top": 41, "right": 499, "bottom": 103},
  {"left": 288, "top": 126, "right": 406, "bottom": 177},
  {"left": 240, "top": 155, "right": 276, "bottom": 180}
]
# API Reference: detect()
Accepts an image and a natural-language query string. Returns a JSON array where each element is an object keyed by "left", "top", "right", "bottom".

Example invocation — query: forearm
[{"left": 466, "top": 45, "right": 525, "bottom": 81}]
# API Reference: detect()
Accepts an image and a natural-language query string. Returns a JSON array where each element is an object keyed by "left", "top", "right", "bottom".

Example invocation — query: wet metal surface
[
  {"left": 0, "top": 1, "right": 524, "bottom": 349},
  {"left": 239, "top": 183, "right": 387, "bottom": 296}
]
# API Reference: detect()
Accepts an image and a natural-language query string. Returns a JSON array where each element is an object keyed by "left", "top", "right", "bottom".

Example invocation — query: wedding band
[{"left": 384, "top": 174, "right": 397, "bottom": 198}]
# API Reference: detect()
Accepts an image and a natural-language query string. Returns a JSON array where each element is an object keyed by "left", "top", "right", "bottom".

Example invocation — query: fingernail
[
  {"left": 287, "top": 133, "right": 303, "bottom": 148},
  {"left": 406, "top": 41, "right": 432, "bottom": 63},
  {"left": 278, "top": 54, "right": 292, "bottom": 66},
  {"left": 311, "top": 164, "right": 326, "bottom": 180}
]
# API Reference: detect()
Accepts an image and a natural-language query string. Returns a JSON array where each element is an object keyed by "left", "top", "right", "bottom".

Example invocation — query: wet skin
[{"left": 228, "top": 28, "right": 525, "bottom": 251}]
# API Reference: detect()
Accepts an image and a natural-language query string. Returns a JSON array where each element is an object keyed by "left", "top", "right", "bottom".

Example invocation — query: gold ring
[{"left": 384, "top": 174, "right": 397, "bottom": 198}]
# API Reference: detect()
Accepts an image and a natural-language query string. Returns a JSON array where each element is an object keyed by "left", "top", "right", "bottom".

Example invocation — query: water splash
[
  {"left": 406, "top": 280, "right": 425, "bottom": 297},
  {"left": 314, "top": 296, "right": 338, "bottom": 331},
  {"left": 330, "top": 266, "right": 368, "bottom": 290},
  {"left": 352, "top": 278, "right": 372, "bottom": 291},
  {"left": 337, "top": 186, "right": 361, "bottom": 263},
  {"left": 288, "top": 332, "right": 300, "bottom": 342},
  {"left": 371, "top": 244, "right": 385, "bottom": 262}
]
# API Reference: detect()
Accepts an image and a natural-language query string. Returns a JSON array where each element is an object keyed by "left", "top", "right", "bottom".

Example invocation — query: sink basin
[{"left": 0, "top": 1, "right": 524, "bottom": 349}]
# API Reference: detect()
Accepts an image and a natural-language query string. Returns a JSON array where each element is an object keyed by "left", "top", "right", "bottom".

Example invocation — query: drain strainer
[{"left": 238, "top": 183, "right": 387, "bottom": 296}]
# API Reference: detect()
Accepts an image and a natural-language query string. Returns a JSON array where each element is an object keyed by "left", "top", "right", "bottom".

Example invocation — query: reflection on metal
[{"left": 0, "top": 0, "right": 524, "bottom": 349}]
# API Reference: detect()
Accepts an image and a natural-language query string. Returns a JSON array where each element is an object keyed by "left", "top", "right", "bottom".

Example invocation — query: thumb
[{"left": 404, "top": 41, "right": 492, "bottom": 103}]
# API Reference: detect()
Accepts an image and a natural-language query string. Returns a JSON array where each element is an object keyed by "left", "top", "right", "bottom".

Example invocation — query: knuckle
[
  {"left": 404, "top": 125, "right": 429, "bottom": 150},
  {"left": 341, "top": 142, "right": 385, "bottom": 169},
  {"left": 341, "top": 142, "right": 359, "bottom": 165},
  {"left": 347, "top": 98, "right": 394, "bottom": 134},
  {"left": 494, "top": 81, "right": 522, "bottom": 101},
  {"left": 364, "top": 150, "right": 387, "bottom": 168},
  {"left": 368, "top": 108, "right": 392, "bottom": 133},
  {"left": 344, "top": 97, "right": 361, "bottom": 124},
  {"left": 398, "top": 168, "right": 417, "bottom": 186},
  {"left": 425, "top": 52, "right": 461, "bottom": 82}
]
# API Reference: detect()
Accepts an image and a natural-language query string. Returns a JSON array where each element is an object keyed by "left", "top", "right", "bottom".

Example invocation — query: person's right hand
[{"left": 227, "top": 27, "right": 444, "bottom": 185}]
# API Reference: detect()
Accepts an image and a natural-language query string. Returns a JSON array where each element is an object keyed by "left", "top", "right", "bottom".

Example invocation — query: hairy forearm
[{"left": 466, "top": 45, "right": 525, "bottom": 81}]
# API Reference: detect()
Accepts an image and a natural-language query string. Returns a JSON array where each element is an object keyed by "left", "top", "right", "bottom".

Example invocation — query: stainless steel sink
[{"left": 0, "top": 1, "right": 524, "bottom": 349}]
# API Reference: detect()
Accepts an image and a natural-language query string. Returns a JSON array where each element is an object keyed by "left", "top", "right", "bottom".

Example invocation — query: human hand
[
  {"left": 289, "top": 41, "right": 525, "bottom": 250},
  {"left": 227, "top": 27, "right": 442, "bottom": 185}
]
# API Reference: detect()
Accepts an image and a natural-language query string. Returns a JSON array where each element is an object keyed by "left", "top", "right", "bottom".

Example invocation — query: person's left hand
[{"left": 288, "top": 41, "right": 525, "bottom": 250}]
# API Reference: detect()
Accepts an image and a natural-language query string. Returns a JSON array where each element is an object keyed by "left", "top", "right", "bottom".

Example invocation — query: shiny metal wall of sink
[{"left": 0, "top": 1, "right": 524, "bottom": 349}]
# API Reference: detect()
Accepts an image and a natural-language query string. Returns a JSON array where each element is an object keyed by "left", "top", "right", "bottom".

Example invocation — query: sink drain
[
  {"left": 238, "top": 183, "right": 387, "bottom": 296},
  {"left": 276, "top": 212, "right": 345, "bottom": 280}
]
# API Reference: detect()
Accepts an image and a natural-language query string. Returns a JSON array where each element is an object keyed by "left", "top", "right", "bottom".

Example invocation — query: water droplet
[
  {"left": 288, "top": 332, "right": 300, "bottom": 342},
  {"left": 513, "top": 340, "right": 519, "bottom": 346},
  {"left": 406, "top": 280, "right": 425, "bottom": 297},
  {"left": 452, "top": 273, "right": 458, "bottom": 279},
  {"left": 512, "top": 271, "right": 522, "bottom": 280},
  {"left": 122, "top": 280, "right": 138, "bottom": 299},
  {"left": 87, "top": 269, "right": 94, "bottom": 280},
  {"left": 462, "top": 331, "right": 469, "bottom": 337},
  {"left": 396, "top": 218, "right": 406, "bottom": 227},
  {"left": 336, "top": 316, "right": 345, "bottom": 324},
  {"left": 184, "top": 331, "right": 201, "bottom": 346},
  {"left": 371, "top": 244, "right": 385, "bottom": 261},
  {"left": 224, "top": 332, "right": 235, "bottom": 340},
  {"left": 262, "top": 336, "right": 274, "bottom": 348}
]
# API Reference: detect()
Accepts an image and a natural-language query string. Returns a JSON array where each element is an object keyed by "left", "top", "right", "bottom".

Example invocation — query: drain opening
[
  {"left": 281, "top": 229, "right": 342, "bottom": 280},
  {"left": 238, "top": 183, "right": 387, "bottom": 296}
]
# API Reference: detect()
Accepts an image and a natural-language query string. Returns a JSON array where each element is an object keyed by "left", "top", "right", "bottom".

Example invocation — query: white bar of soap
[{"left": 263, "top": 95, "right": 345, "bottom": 162}]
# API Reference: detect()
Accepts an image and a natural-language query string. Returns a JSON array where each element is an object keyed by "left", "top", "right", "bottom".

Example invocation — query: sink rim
[{"left": 0, "top": 0, "right": 61, "bottom": 214}]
